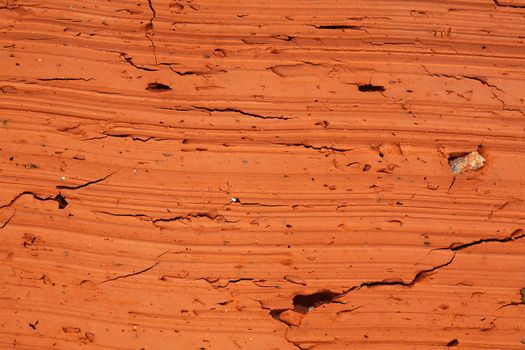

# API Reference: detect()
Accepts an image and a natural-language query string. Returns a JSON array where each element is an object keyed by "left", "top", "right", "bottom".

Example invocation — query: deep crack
[
  {"left": 0, "top": 191, "right": 69, "bottom": 210},
  {"left": 152, "top": 211, "right": 220, "bottom": 227},
  {"left": 120, "top": 53, "right": 158, "bottom": 71},
  {"left": 234, "top": 201, "right": 289, "bottom": 207},
  {"left": 435, "top": 229, "right": 525, "bottom": 251},
  {"left": 264, "top": 225, "right": 525, "bottom": 336},
  {"left": 273, "top": 142, "right": 352, "bottom": 153},
  {"left": 147, "top": 0, "right": 156, "bottom": 17},
  {"left": 421, "top": 65, "right": 504, "bottom": 93},
  {"left": 265, "top": 254, "right": 456, "bottom": 326},
  {"left": 56, "top": 171, "right": 115, "bottom": 190},
  {"left": 145, "top": 0, "right": 158, "bottom": 64},
  {"left": 0, "top": 211, "right": 15, "bottom": 229},
  {"left": 293, "top": 290, "right": 341, "bottom": 313},
  {"left": 99, "top": 262, "right": 159, "bottom": 284},
  {"left": 37, "top": 77, "right": 93, "bottom": 82},
  {"left": 192, "top": 105, "right": 292, "bottom": 120},
  {"left": 96, "top": 211, "right": 150, "bottom": 219},
  {"left": 493, "top": 0, "right": 525, "bottom": 8},
  {"left": 312, "top": 24, "right": 363, "bottom": 30},
  {"left": 96, "top": 209, "right": 226, "bottom": 228}
]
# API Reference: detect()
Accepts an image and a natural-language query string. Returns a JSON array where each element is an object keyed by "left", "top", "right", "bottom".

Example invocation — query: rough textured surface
[{"left": 1, "top": 1, "right": 525, "bottom": 349}]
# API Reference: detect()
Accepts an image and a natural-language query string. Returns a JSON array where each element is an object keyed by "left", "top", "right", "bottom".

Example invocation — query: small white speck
[
  {"left": 60, "top": 176, "right": 66, "bottom": 181},
  {"left": 133, "top": 168, "right": 137, "bottom": 174},
  {"left": 231, "top": 197, "right": 239, "bottom": 203},
  {"left": 37, "top": 58, "right": 42, "bottom": 62}
]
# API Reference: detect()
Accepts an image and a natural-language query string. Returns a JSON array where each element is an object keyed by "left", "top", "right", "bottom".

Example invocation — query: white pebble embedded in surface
[{"left": 448, "top": 151, "right": 485, "bottom": 175}]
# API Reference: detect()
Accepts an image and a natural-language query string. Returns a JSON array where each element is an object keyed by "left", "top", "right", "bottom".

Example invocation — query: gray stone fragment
[{"left": 448, "top": 151, "right": 485, "bottom": 174}]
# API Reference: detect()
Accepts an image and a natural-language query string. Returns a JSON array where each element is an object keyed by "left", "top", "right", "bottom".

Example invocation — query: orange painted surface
[{"left": 1, "top": 1, "right": 525, "bottom": 349}]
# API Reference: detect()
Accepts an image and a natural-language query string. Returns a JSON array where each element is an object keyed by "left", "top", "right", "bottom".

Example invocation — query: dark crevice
[
  {"left": 170, "top": 70, "right": 198, "bottom": 76},
  {"left": 312, "top": 25, "right": 363, "bottom": 30},
  {"left": 102, "top": 133, "right": 157, "bottom": 142},
  {"left": 120, "top": 53, "right": 158, "bottom": 71},
  {"left": 84, "top": 89, "right": 118, "bottom": 95},
  {"left": 97, "top": 210, "right": 224, "bottom": 228},
  {"left": 421, "top": 65, "right": 503, "bottom": 92},
  {"left": 363, "top": 40, "right": 415, "bottom": 46},
  {"left": 447, "top": 339, "right": 459, "bottom": 347},
  {"left": 447, "top": 176, "right": 456, "bottom": 193},
  {"left": 84, "top": 136, "right": 108, "bottom": 141},
  {"left": 145, "top": 0, "right": 157, "bottom": 64},
  {"left": 99, "top": 262, "right": 159, "bottom": 284},
  {"left": 222, "top": 277, "right": 254, "bottom": 285},
  {"left": 269, "top": 309, "right": 287, "bottom": 320},
  {"left": 152, "top": 215, "right": 190, "bottom": 224},
  {"left": 336, "top": 305, "right": 365, "bottom": 314},
  {"left": 235, "top": 202, "right": 289, "bottom": 207},
  {"left": 147, "top": 0, "right": 156, "bottom": 17},
  {"left": 497, "top": 301, "right": 523, "bottom": 309},
  {"left": 493, "top": 0, "right": 525, "bottom": 8},
  {"left": 164, "top": 65, "right": 199, "bottom": 76},
  {"left": 447, "top": 152, "right": 470, "bottom": 162},
  {"left": 271, "top": 34, "right": 296, "bottom": 41},
  {"left": 57, "top": 123, "right": 81, "bottom": 132},
  {"left": 253, "top": 281, "right": 281, "bottom": 288},
  {"left": 275, "top": 142, "right": 351, "bottom": 153},
  {"left": 153, "top": 211, "right": 220, "bottom": 226},
  {"left": 358, "top": 84, "right": 385, "bottom": 92},
  {"left": 37, "top": 78, "right": 93, "bottom": 82},
  {"left": 192, "top": 105, "right": 292, "bottom": 120},
  {"left": 0, "top": 211, "right": 15, "bottom": 229},
  {"left": 435, "top": 229, "right": 525, "bottom": 251},
  {"left": 0, "top": 191, "right": 69, "bottom": 210},
  {"left": 462, "top": 75, "right": 503, "bottom": 92},
  {"left": 293, "top": 290, "right": 341, "bottom": 313},
  {"left": 362, "top": 254, "right": 456, "bottom": 288},
  {"left": 156, "top": 106, "right": 192, "bottom": 112},
  {"left": 96, "top": 211, "right": 149, "bottom": 219},
  {"left": 490, "top": 91, "right": 525, "bottom": 117},
  {"left": 265, "top": 254, "right": 456, "bottom": 326},
  {"left": 203, "top": 277, "right": 255, "bottom": 289},
  {"left": 97, "top": 133, "right": 177, "bottom": 142},
  {"left": 265, "top": 225, "right": 525, "bottom": 326},
  {"left": 262, "top": 226, "right": 525, "bottom": 334},
  {"left": 146, "top": 33, "right": 158, "bottom": 64},
  {"left": 55, "top": 193, "right": 69, "bottom": 209},
  {"left": 56, "top": 172, "right": 115, "bottom": 190},
  {"left": 160, "top": 63, "right": 227, "bottom": 76},
  {"left": 146, "top": 82, "right": 172, "bottom": 92}
]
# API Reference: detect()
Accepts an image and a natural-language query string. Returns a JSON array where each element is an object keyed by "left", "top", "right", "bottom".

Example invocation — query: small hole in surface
[
  {"left": 293, "top": 290, "right": 339, "bottom": 314},
  {"left": 146, "top": 82, "right": 172, "bottom": 92},
  {"left": 358, "top": 84, "right": 385, "bottom": 92},
  {"left": 447, "top": 339, "right": 459, "bottom": 347}
]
